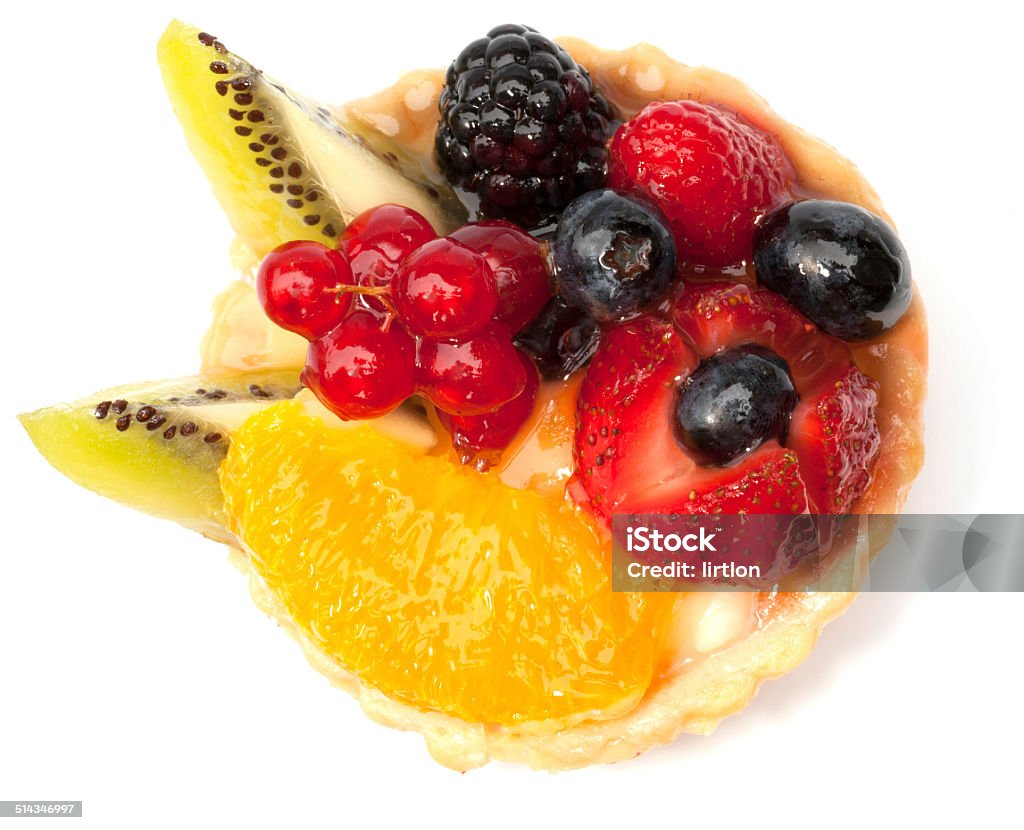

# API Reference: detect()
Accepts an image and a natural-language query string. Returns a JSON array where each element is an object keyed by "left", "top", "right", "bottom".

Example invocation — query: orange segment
[{"left": 221, "top": 401, "right": 674, "bottom": 726}]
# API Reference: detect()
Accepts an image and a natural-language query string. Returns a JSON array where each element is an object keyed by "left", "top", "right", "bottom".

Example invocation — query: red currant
[
  {"left": 302, "top": 309, "right": 415, "bottom": 420},
  {"left": 436, "top": 350, "right": 539, "bottom": 468},
  {"left": 391, "top": 238, "right": 499, "bottom": 338},
  {"left": 416, "top": 325, "right": 528, "bottom": 416},
  {"left": 256, "top": 240, "right": 354, "bottom": 340},
  {"left": 448, "top": 220, "right": 551, "bottom": 332},
  {"left": 339, "top": 204, "right": 437, "bottom": 310}
]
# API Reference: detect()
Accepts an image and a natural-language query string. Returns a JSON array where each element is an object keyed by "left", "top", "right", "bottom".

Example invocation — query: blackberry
[{"left": 436, "top": 24, "right": 618, "bottom": 228}]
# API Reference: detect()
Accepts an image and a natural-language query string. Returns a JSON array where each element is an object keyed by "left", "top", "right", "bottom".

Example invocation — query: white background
[{"left": 2, "top": 0, "right": 1022, "bottom": 827}]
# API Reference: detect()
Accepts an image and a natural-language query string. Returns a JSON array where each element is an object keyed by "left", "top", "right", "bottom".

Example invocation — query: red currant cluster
[{"left": 256, "top": 205, "right": 552, "bottom": 464}]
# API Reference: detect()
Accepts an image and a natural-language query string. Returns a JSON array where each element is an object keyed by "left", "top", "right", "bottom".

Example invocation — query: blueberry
[
  {"left": 552, "top": 189, "right": 677, "bottom": 322},
  {"left": 514, "top": 296, "right": 600, "bottom": 380},
  {"left": 754, "top": 200, "right": 912, "bottom": 341},
  {"left": 675, "top": 346, "right": 798, "bottom": 465}
]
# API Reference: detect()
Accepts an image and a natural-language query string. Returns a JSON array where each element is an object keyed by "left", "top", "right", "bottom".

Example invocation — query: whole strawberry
[{"left": 609, "top": 100, "right": 793, "bottom": 267}]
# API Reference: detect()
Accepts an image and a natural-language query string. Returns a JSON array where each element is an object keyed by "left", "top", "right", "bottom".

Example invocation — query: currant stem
[
  {"left": 326, "top": 284, "right": 391, "bottom": 297},
  {"left": 326, "top": 282, "right": 400, "bottom": 320}
]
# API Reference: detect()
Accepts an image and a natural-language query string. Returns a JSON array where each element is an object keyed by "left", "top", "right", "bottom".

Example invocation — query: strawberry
[
  {"left": 573, "top": 316, "right": 698, "bottom": 520},
  {"left": 673, "top": 283, "right": 853, "bottom": 394},
  {"left": 573, "top": 314, "right": 809, "bottom": 519},
  {"left": 678, "top": 448, "right": 815, "bottom": 585},
  {"left": 673, "top": 284, "right": 882, "bottom": 513},
  {"left": 608, "top": 100, "right": 793, "bottom": 267},
  {"left": 789, "top": 365, "right": 881, "bottom": 513},
  {"left": 621, "top": 449, "right": 814, "bottom": 586},
  {"left": 683, "top": 446, "right": 808, "bottom": 515},
  {"left": 573, "top": 283, "right": 881, "bottom": 526}
]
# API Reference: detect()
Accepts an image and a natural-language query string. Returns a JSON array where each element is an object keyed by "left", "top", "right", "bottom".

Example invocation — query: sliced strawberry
[
  {"left": 623, "top": 448, "right": 813, "bottom": 586},
  {"left": 679, "top": 448, "right": 815, "bottom": 585},
  {"left": 673, "top": 282, "right": 852, "bottom": 394},
  {"left": 573, "top": 283, "right": 881, "bottom": 525},
  {"left": 574, "top": 312, "right": 815, "bottom": 521},
  {"left": 613, "top": 440, "right": 810, "bottom": 518},
  {"left": 573, "top": 317, "right": 699, "bottom": 520},
  {"left": 683, "top": 446, "right": 808, "bottom": 515},
  {"left": 789, "top": 365, "right": 881, "bottom": 513}
]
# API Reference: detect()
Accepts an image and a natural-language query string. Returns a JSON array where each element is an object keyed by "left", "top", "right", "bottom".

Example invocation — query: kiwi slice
[
  {"left": 158, "top": 21, "right": 466, "bottom": 258},
  {"left": 19, "top": 370, "right": 301, "bottom": 541}
]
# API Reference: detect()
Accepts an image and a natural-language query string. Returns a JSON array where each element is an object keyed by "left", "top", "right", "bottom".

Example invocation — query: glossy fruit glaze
[
  {"left": 302, "top": 308, "right": 416, "bottom": 420},
  {"left": 391, "top": 238, "right": 499, "bottom": 338},
  {"left": 338, "top": 39, "right": 927, "bottom": 519},
  {"left": 257, "top": 240, "right": 354, "bottom": 340},
  {"left": 210, "top": 39, "right": 927, "bottom": 724},
  {"left": 261, "top": 205, "right": 546, "bottom": 429},
  {"left": 609, "top": 99, "right": 793, "bottom": 267},
  {"left": 447, "top": 219, "right": 550, "bottom": 332}
]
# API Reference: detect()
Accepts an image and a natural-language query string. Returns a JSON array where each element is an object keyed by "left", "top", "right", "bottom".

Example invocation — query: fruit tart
[{"left": 19, "top": 20, "right": 927, "bottom": 770}]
